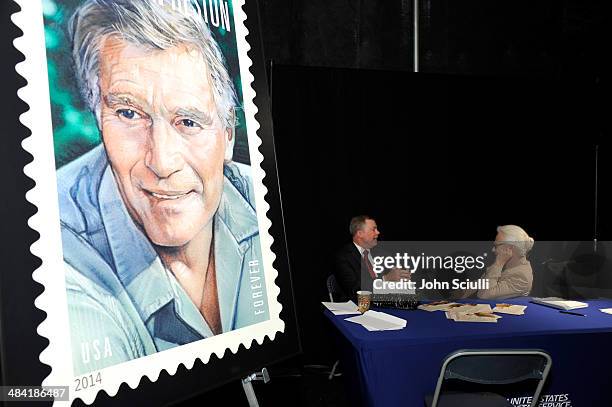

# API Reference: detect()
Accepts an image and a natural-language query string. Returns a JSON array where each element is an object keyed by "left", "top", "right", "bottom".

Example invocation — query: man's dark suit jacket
[{"left": 333, "top": 242, "right": 376, "bottom": 302}]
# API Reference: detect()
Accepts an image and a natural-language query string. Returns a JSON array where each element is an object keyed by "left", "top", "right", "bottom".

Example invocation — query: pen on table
[{"left": 559, "top": 310, "right": 586, "bottom": 317}]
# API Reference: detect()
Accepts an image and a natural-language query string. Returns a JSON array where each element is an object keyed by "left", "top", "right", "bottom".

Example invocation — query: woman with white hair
[
  {"left": 453, "top": 225, "right": 534, "bottom": 300},
  {"left": 476, "top": 225, "right": 535, "bottom": 299}
]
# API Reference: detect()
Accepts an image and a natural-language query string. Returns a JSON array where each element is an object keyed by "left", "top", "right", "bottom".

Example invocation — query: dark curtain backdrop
[
  {"left": 259, "top": 0, "right": 607, "bottom": 78},
  {"left": 258, "top": 0, "right": 608, "bottom": 364},
  {"left": 271, "top": 66, "right": 608, "bottom": 362}
]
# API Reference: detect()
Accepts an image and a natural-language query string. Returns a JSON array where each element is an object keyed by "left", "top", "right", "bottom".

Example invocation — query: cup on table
[{"left": 357, "top": 290, "right": 372, "bottom": 313}]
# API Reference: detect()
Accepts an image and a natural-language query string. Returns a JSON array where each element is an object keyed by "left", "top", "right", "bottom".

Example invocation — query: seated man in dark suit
[{"left": 333, "top": 215, "right": 411, "bottom": 301}]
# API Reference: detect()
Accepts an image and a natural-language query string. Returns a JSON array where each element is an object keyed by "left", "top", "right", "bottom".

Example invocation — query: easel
[{"left": 241, "top": 368, "right": 270, "bottom": 407}]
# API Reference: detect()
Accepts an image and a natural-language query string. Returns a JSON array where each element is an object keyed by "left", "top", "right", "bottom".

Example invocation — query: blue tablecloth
[{"left": 324, "top": 297, "right": 612, "bottom": 407}]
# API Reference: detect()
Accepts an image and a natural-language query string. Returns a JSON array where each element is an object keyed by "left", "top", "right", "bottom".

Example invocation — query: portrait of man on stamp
[{"left": 53, "top": 0, "right": 270, "bottom": 374}]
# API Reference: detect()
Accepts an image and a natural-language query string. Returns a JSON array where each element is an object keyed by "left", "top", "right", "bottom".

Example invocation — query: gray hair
[
  {"left": 497, "top": 225, "right": 534, "bottom": 257},
  {"left": 69, "top": 0, "right": 237, "bottom": 133},
  {"left": 349, "top": 215, "right": 372, "bottom": 237}
]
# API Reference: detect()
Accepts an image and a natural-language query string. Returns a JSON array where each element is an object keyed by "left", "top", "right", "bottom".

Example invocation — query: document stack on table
[
  {"left": 447, "top": 311, "right": 502, "bottom": 323},
  {"left": 345, "top": 310, "right": 407, "bottom": 331},
  {"left": 444, "top": 304, "right": 501, "bottom": 323},
  {"left": 417, "top": 300, "right": 461, "bottom": 312},
  {"left": 418, "top": 301, "right": 528, "bottom": 323}
]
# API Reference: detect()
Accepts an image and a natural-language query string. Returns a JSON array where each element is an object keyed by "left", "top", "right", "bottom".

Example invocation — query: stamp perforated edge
[{"left": 12, "top": 0, "right": 284, "bottom": 404}]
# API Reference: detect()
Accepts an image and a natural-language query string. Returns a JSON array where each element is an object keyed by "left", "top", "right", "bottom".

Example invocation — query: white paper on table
[
  {"left": 359, "top": 310, "right": 406, "bottom": 331},
  {"left": 600, "top": 308, "right": 612, "bottom": 315},
  {"left": 493, "top": 304, "right": 527, "bottom": 315},
  {"left": 322, "top": 300, "right": 359, "bottom": 314},
  {"left": 364, "top": 310, "right": 407, "bottom": 327},
  {"left": 532, "top": 297, "right": 588, "bottom": 310},
  {"left": 345, "top": 310, "right": 407, "bottom": 331},
  {"left": 345, "top": 315, "right": 402, "bottom": 331}
]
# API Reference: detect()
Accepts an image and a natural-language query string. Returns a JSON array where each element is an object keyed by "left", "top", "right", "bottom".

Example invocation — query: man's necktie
[{"left": 362, "top": 250, "right": 377, "bottom": 279}]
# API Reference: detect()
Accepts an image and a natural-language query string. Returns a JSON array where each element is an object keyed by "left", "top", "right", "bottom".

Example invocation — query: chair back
[
  {"left": 431, "top": 349, "right": 552, "bottom": 407},
  {"left": 327, "top": 274, "right": 340, "bottom": 302}
]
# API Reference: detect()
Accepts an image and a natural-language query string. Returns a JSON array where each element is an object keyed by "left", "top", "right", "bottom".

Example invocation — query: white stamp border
[{"left": 12, "top": 0, "right": 284, "bottom": 404}]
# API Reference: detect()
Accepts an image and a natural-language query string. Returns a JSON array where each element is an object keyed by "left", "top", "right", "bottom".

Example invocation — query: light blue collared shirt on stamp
[{"left": 57, "top": 145, "right": 269, "bottom": 375}]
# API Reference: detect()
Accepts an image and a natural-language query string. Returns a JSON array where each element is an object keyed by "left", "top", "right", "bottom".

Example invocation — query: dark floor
[{"left": 175, "top": 359, "right": 349, "bottom": 407}]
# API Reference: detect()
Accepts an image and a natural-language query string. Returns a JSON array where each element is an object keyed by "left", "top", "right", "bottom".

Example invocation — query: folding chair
[
  {"left": 425, "top": 349, "right": 552, "bottom": 407},
  {"left": 326, "top": 274, "right": 340, "bottom": 302}
]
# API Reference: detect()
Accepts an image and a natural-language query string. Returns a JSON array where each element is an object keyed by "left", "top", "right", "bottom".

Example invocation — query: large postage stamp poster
[{"left": 13, "top": 0, "right": 283, "bottom": 403}]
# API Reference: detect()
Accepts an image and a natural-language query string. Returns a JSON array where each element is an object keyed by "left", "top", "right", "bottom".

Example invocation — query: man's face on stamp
[{"left": 99, "top": 36, "right": 229, "bottom": 247}]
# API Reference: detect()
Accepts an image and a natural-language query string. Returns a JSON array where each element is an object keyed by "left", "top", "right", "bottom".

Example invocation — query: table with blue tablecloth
[{"left": 324, "top": 297, "right": 612, "bottom": 407}]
